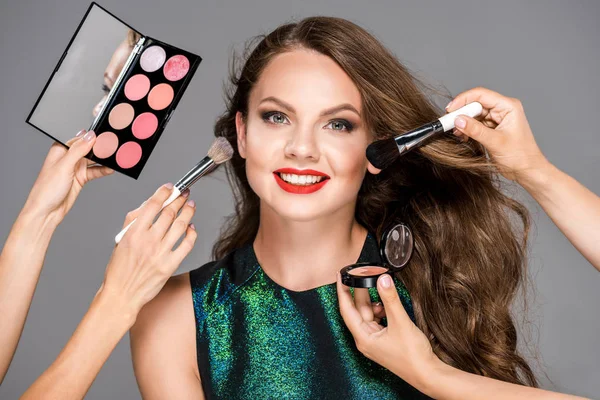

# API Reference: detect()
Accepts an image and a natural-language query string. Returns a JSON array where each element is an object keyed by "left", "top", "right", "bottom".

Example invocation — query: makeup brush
[
  {"left": 366, "top": 102, "right": 483, "bottom": 170},
  {"left": 115, "top": 137, "right": 234, "bottom": 244}
]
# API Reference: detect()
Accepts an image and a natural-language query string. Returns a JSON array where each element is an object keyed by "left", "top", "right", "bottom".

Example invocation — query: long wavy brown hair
[{"left": 211, "top": 16, "right": 537, "bottom": 386}]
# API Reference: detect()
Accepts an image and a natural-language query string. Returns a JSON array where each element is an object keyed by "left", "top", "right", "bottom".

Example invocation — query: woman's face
[
  {"left": 92, "top": 38, "right": 133, "bottom": 117},
  {"left": 236, "top": 48, "right": 379, "bottom": 222}
]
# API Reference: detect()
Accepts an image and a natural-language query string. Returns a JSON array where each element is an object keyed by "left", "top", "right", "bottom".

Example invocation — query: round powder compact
[
  {"left": 116, "top": 141, "right": 142, "bottom": 169},
  {"left": 124, "top": 74, "right": 151, "bottom": 101},
  {"left": 340, "top": 223, "right": 414, "bottom": 288}
]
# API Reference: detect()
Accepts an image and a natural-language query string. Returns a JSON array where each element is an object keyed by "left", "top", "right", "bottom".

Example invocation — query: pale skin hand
[
  {"left": 337, "top": 273, "right": 588, "bottom": 400},
  {"left": 0, "top": 130, "right": 113, "bottom": 383},
  {"left": 20, "top": 184, "right": 198, "bottom": 399},
  {"left": 448, "top": 87, "right": 600, "bottom": 272}
]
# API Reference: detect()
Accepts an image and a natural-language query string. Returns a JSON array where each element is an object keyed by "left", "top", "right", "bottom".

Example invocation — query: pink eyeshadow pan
[
  {"left": 116, "top": 141, "right": 142, "bottom": 169},
  {"left": 132, "top": 112, "right": 159, "bottom": 139},
  {"left": 163, "top": 55, "right": 190, "bottom": 81},
  {"left": 124, "top": 74, "right": 150, "bottom": 101},
  {"left": 93, "top": 132, "right": 119, "bottom": 159},
  {"left": 147, "top": 83, "right": 174, "bottom": 110},
  {"left": 348, "top": 266, "right": 388, "bottom": 276}
]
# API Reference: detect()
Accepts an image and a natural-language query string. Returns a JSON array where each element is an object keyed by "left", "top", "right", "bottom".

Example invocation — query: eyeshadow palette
[{"left": 27, "top": 2, "right": 201, "bottom": 179}]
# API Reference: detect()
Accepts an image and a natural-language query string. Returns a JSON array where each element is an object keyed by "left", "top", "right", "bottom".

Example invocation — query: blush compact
[
  {"left": 26, "top": 2, "right": 202, "bottom": 179},
  {"left": 340, "top": 223, "right": 414, "bottom": 288}
]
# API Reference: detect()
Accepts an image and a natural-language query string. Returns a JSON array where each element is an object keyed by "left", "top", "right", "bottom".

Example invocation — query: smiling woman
[{"left": 129, "top": 16, "right": 538, "bottom": 400}]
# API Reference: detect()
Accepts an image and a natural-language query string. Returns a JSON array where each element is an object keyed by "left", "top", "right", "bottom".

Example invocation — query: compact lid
[{"left": 379, "top": 222, "right": 414, "bottom": 270}]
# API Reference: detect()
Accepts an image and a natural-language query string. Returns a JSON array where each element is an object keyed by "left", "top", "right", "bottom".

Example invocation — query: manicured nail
[
  {"left": 380, "top": 274, "right": 392, "bottom": 288},
  {"left": 455, "top": 117, "right": 466, "bottom": 129},
  {"left": 164, "top": 182, "right": 174, "bottom": 189},
  {"left": 187, "top": 199, "right": 196, "bottom": 208},
  {"left": 445, "top": 100, "right": 453, "bottom": 110},
  {"left": 189, "top": 223, "right": 196, "bottom": 230},
  {"left": 182, "top": 190, "right": 190, "bottom": 198},
  {"left": 373, "top": 302, "right": 382, "bottom": 307},
  {"left": 76, "top": 129, "right": 85, "bottom": 137},
  {"left": 83, "top": 130, "right": 95, "bottom": 142}
]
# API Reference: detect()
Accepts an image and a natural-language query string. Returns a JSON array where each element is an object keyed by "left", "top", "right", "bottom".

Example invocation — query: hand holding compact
[
  {"left": 337, "top": 273, "right": 439, "bottom": 394},
  {"left": 447, "top": 87, "right": 549, "bottom": 182},
  {"left": 23, "top": 130, "right": 114, "bottom": 224},
  {"left": 99, "top": 183, "right": 197, "bottom": 318}
]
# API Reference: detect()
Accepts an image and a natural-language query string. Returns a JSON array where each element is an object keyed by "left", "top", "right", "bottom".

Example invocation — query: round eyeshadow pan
[
  {"left": 147, "top": 83, "right": 174, "bottom": 110},
  {"left": 124, "top": 74, "right": 150, "bottom": 101},
  {"left": 116, "top": 141, "right": 143, "bottom": 169},
  {"left": 163, "top": 55, "right": 190, "bottom": 81},
  {"left": 348, "top": 266, "right": 388, "bottom": 276},
  {"left": 108, "top": 103, "right": 135, "bottom": 130},
  {"left": 132, "top": 112, "right": 159, "bottom": 140},
  {"left": 140, "top": 46, "right": 166, "bottom": 72},
  {"left": 93, "top": 132, "right": 119, "bottom": 159}
]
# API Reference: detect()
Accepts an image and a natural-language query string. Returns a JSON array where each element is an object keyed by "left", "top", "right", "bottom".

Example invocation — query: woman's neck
[{"left": 253, "top": 201, "right": 368, "bottom": 292}]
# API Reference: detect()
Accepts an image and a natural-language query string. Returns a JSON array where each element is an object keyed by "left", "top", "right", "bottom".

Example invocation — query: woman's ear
[
  {"left": 235, "top": 111, "right": 247, "bottom": 159},
  {"left": 367, "top": 161, "right": 382, "bottom": 175}
]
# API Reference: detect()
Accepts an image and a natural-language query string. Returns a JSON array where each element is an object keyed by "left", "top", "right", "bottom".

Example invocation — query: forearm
[
  {"left": 20, "top": 290, "right": 135, "bottom": 400},
  {"left": 422, "top": 361, "right": 587, "bottom": 400},
  {"left": 518, "top": 162, "right": 600, "bottom": 271},
  {"left": 0, "top": 207, "right": 58, "bottom": 383}
]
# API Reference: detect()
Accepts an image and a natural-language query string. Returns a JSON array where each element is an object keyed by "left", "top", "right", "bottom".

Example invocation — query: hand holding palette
[
  {"left": 27, "top": 2, "right": 202, "bottom": 179},
  {"left": 340, "top": 223, "right": 414, "bottom": 288}
]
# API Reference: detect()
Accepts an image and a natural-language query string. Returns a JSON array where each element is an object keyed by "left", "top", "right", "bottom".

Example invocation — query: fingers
[
  {"left": 453, "top": 115, "right": 501, "bottom": 150},
  {"left": 336, "top": 272, "right": 363, "bottom": 334},
  {"left": 135, "top": 184, "right": 176, "bottom": 230},
  {"left": 59, "top": 130, "right": 96, "bottom": 170},
  {"left": 151, "top": 189, "right": 191, "bottom": 238},
  {"left": 86, "top": 165, "right": 114, "bottom": 182},
  {"left": 170, "top": 223, "right": 198, "bottom": 266},
  {"left": 42, "top": 130, "right": 86, "bottom": 168},
  {"left": 376, "top": 274, "right": 412, "bottom": 331},
  {"left": 445, "top": 86, "right": 512, "bottom": 115},
  {"left": 372, "top": 302, "right": 386, "bottom": 322},
  {"left": 122, "top": 201, "right": 146, "bottom": 229},
  {"left": 354, "top": 288, "right": 374, "bottom": 321}
]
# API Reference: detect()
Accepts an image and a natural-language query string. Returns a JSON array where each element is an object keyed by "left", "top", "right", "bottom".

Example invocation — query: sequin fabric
[{"left": 190, "top": 233, "right": 431, "bottom": 399}]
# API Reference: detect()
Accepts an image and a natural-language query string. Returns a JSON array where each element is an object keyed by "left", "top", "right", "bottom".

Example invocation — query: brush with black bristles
[
  {"left": 366, "top": 102, "right": 483, "bottom": 170},
  {"left": 115, "top": 137, "right": 234, "bottom": 243}
]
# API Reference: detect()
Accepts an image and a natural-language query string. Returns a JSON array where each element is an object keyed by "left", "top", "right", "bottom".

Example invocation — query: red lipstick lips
[{"left": 273, "top": 168, "right": 330, "bottom": 194}]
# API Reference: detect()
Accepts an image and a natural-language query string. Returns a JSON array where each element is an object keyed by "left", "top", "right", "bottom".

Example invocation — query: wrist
[
  {"left": 19, "top": 200, "right": 61, "bottom": 232},
  {"left": 515, "top": 157, "right": 556, "bottom": 194},
  {"left": 93, "top": 285, "right": 138, "bottom": 331}
]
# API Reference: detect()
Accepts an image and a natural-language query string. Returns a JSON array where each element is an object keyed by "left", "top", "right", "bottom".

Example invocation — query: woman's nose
[{"left": 284, "top": 127, "right": 320, "bottom": 161}]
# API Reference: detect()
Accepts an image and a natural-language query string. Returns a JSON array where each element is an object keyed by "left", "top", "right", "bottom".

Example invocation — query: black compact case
[{"left": 27, "top": 2, "right": 202, "bottom": 179}]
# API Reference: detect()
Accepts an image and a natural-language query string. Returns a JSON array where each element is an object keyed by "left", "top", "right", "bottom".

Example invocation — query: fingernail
[
  {"left": 187, "top": 199, "right": 196, "bottom": 208},
  {"left": 380, "top": 274, "right": 392, "bottom": 288},
  {"left": 182, "top": 190, "right": 190, "bottom": 198},
  {"left": 83, "top": 130, "right": 95, "bottom": 142},
  {"left": 373, "top": 302, "right": 382, "bottom": 307},
  {"left": 189, "top": 223, "right": 196, "bottom": 230},
  {"left": 76, "top": 129, "right": 85, "bottom": 137},
  {"left": 445, "top": 100, "right": 453, "bottom": 110},
  {"left": 455, "top": 117, "right": 466, "bottom": 129},
  {"left": 164, "top": 182, "right": 174, "bottom": 189}
]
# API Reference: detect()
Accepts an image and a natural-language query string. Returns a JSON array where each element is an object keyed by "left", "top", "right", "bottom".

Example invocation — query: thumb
[
  {"left": 377, "top": 274, "right": 412, "bottom": 330},
  {"left": 454, "top": 115, "right": 500, "bottom": 150},
  {"left": 60, "top": 130, "right": 96, "bottom": 169}
]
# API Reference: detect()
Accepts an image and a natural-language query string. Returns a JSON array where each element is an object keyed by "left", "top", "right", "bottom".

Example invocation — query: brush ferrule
[
  {"left": 394, "top": 120, "right": 443, "bottom": 155},
  {"left": 175, "top": 155, "right": 216, "bottom": 192}
]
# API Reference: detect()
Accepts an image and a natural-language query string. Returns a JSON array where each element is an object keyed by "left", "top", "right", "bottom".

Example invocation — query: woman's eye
[
  {"left": 262, "top": 112, "right": 289, "bottom": 125},
  {"left": 325, "top": 119, "right": 354, "bottom": 132},
  {"left": 102, "top": 84, "right": 111, "bottom": 94}
]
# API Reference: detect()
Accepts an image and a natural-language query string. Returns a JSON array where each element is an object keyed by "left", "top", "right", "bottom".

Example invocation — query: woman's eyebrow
[{"left": 259, "top": 96, "right": 361, "bottom": 117}]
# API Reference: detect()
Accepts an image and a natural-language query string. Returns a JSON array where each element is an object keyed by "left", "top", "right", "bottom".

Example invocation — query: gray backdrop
[{"left": 1, "top": 0, "right": 598, "bottom": 398}]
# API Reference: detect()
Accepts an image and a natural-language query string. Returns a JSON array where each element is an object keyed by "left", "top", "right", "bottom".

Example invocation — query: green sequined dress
[{"left": 190, "top": 233, "right": 432, "bottom": 399}]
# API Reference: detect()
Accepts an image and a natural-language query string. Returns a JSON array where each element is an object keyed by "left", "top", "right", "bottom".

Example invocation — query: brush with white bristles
[{"left": 115, "top": 137, "right": 234, "bottom": 244}]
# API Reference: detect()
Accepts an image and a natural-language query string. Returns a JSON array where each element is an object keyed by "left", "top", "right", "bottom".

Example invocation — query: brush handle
[
  {"left": 438, "top": 101, "right": 483, "bottom": 131},
  {"left": 114, "top": 187, "right": 182, "bottom": 244}
]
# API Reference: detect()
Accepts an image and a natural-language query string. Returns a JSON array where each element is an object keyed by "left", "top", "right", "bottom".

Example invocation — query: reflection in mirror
[{"left": 28, "top": 5, "right": 140, "bottom": 145}]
